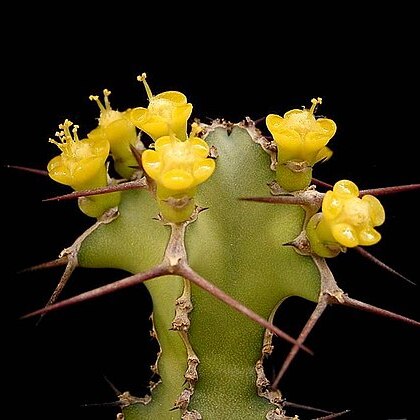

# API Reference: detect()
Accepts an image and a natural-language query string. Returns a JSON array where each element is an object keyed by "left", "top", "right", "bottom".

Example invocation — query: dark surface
[{"left": 4, "top": 17, "right": 419, "bottom": 420}]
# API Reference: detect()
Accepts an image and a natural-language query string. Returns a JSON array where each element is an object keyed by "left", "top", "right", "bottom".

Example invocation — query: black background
[{"left": 3, "top": 10, "right": 419, "bottom": 420}]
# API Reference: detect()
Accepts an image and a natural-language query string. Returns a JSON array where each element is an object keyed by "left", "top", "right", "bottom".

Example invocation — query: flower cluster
[
  {"left": 47, "top": 74, "right": 214, "bottom": 222},
  {"left": 46, "top": 78, "right": 387, "bottom": 246}
]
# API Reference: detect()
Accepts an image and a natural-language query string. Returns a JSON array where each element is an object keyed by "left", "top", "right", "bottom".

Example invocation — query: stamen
[
  {"left": 103, "top": 89, "right": 112, "bottom": 110},
  {"left": 48, "top": 120, "right": 77, "bottom": 152},
  {"left": 72, "top": 125, "right": 80, "bottom": 142},
  {"left": 309, "top": 97, "right": 323, "bottom": 114},
  {"left": 137, "top": 72, "right": 153, "bottom": 100},
  {"left": 89, "top": 94, "right": 107, "bottom": 113}
]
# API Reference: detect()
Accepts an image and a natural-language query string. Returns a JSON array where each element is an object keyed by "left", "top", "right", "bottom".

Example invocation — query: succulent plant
[{"left": 10, "top": 72, "right": 419, "bottom": 420}]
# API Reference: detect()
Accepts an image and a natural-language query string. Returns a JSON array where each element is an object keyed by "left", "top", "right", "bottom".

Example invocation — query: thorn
[
  {"left": 175, "top": 263, "right": 313, "bottom": 355},
  {"left": 311, "top": 178, "right": 333, "bottom": 189},
  {"left": 104, "top": 376, "right": 121, "bottom": 396},
  {"left": 239, "top": 195, "right": 312, "bottom": 206},
  {"left": 129, "top": 144, "right": 143, "bottom": 170},
  {"left": 43, "top": 179, "right": 147, "bottom": 201},
  {"left": 18, "top": 256, "right": 69, "bottom": 274},
  {"left": 253, "top": 116, "right": 266, "bottom": 125},
  {"left": 314, "top": 409, "right": 351, "bottom": 419},
  {"left": 81, "top": 401, "right": 122, "bottom": 408},
  {"left": 36, "top": 257, "right": 78, "bottom": 326},
  {"left": 272, "top": 299, "right": 329, "bottom": 388},
  {"left": 354, "top": 246, "right": 415, "bottom": 286},
  {"left": 360, "top": 183, "right": 420, "bottom": 196},
  {"left": 5, "top": 164, "right": 49, "bottom": 176},
  {"left": 283, "top": 400, "right": 333, "bottom": 415},
  {"left": 20, "top": 264, "right": 169, "bottom": 319},
  {"left": 336, "top": 295, "right": 420, "bottom": 328},
  {"left": 282, "top": 241, "right": 294, "bottom": 247}
]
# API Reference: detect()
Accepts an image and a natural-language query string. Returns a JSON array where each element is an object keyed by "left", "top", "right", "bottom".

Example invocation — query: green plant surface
[{"left": 76, "top": 125, "right": 320, "bottom": 419}]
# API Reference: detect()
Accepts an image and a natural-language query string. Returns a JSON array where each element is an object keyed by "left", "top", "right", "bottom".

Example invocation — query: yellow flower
[
  {"left": 88, "top": 89, "right": 138, "bottom": 179},
  {"left": 266, "top": 98, "right": 336, "bottom": 165},
  {"left": 142, "top": 134, "right": 215, "bottom": 193},
  {"left": 322, "top": 180, "right": 385, "bottom": 247},
  {"left": 265, "top": 98, "right": 337, "bottom": 191},
  {"left": 142, "top": 128, "right": 215, "bottom": 222},
  {"left": 130, "top": 73, "right": 192, "bottom": 141},
  {"left": 47, "top": 119, "right": 120, "bottom": 218},
  {"left": 306, "top": 180, "right": 385, "bottom": 257},
  {"left": 48, "top": 119, "right": 110, "bottom": 191}
]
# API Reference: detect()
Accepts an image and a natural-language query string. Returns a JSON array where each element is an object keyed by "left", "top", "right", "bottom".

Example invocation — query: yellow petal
[
  {"left": 267, "top": 114, "right": 303, "bottom": 160},
  {"left": 283, "top": 109, "right": 305, "bottom": 119},
  {"left": 190, "top": 137, "right": 210, "bottom": 158},
  {"left": 171, "top": 103, "right": 193, "bottom": 140},
  {"left": 357, "top": 226, "right": 381, "bottom": 246},
  {"left": 266, "top": 114, "right": 286, "bottom": 132},
  {"left": 317, "top": 118, "right": 337, "bottom": 138},
  {"left": 322, "top": 190, "right": 343, "bottom": 220},
  {"left": 87, "top": 127, "right": 106, "bottom": 142},
  {"left": 131, "top": 107, "right": 172, "bottom": 140},
  {"left": 333, "top": 180, "right": 359, "bottom": 197},
  {"left": 362, "top": 195, "right": 386, "bottom": 226},
  {"left": 141, "top": 120, "right": 171, "bottom": 141},
  {"left": 154, "top": 91, "right": 188, "bottom": 104},
  {"left": 130, "top": 107, "right": 148, "bottom": 124},
  {"left": 48, "top": 155, "right": 104, "bottom": 188},
  {"left": 155, "top": 136, "right": 175, "bottom": 150},
  {"left": 142, "top": 150, "right": 162, "bottom": 179},
  {"left": 305, "top": 131, "right": 333, "bottom": 152},
  {"left": 193, "top": 159, "right": 216, "bottom": 183},
  {"left": 331, "top": 223, "right": 359, "bottom": 247},
  {"left": 104, "top": 119, "right": 137, "bottom": 147},
  {"left": 161, "top": 169, "right": 194, "bottom": 190},
  {"left": 85, "top": 135, "right": 110, "bottom": 158},
  {"left": 314, "top": 146, "right": 333, "bottom": 163}
]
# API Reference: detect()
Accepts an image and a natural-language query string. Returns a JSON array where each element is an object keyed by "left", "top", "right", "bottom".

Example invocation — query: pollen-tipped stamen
[
  {"left": 137, "top": 72, "right": 153, "bottom": 100},
  {"left": 309, "top": 97, "right": 323, "bottom": 114},
  {"left": 48, "top": 119, "right": 76, "bottom": 153},
  {"left": 90, "top": 88, "right": 113, "bottom": 112}
]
